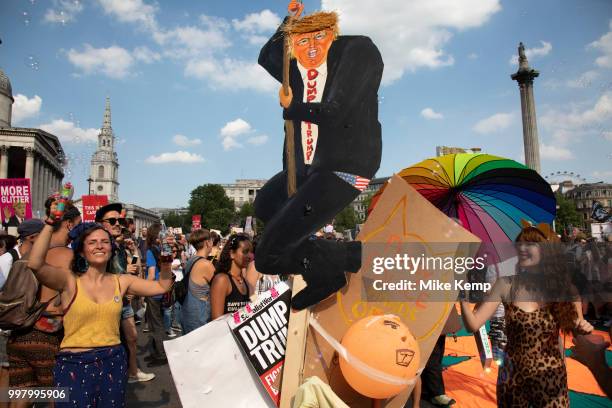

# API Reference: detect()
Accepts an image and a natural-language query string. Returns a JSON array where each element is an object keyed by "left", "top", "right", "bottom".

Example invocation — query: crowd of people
[{"left": 0, "top": 193, "right": 610, "bottom": 407}]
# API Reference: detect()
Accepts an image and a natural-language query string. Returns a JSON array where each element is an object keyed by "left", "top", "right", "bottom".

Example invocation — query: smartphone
[{"left": 131, "top": 255, "right": 139, "bottom": 265}]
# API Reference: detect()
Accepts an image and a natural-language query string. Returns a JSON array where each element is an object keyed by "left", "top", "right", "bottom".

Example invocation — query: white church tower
[{"left": 90, "top": 97, "right": 119, "bottom": 201}]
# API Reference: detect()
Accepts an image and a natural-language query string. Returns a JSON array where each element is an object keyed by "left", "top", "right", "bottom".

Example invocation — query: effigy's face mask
[{"left": 292, "top": 29, "right": 334, "bottom": 69}]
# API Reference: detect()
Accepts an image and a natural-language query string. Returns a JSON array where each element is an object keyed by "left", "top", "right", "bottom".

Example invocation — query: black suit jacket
[
  {"left": 2, "top": 215, "right": 21, "bottom": 229},
  {"left": 259, "top": 25, "right": 383, "bottom": 179}
]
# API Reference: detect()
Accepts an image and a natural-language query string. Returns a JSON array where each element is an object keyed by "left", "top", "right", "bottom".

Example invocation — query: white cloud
[
  {"left": 589, "top": 20, "right": 612, "bottom": 68},
  {"left": 97, "top": 0, "right": 158, "bottom": 31},
  {"left": 509, "top": 41, "right": 552, "bottom": 65},
  {"left": 66, "top": 44, "right": 161, "bottom": 78},
  {"left": 172, "top": 134, "right": 201, "bottom": 147},
  {"left": 322, "top": 0, "right": 501, "bottom": 84},
  {"left": 39, "top": 119, "right": 99, "bottom": 143},
  {"left": 185, "top": 57, "right": 277, "bottom": 92},
  {"left": 472, "top": 112, "right": 514, "bottom": 134},
  {"left": 468, "top": 53, "right": 478, "bottom": 59},
  {"left": 540, "top": 144, "right": 573, "bottom": 160},
  {"left": 133, "top": 46, "right": 161, "bottom": 63},
  {"left": 540, "top": 92, "right": 612, "bottom": 149},
  {"left": 593, "top": 170, "right": 612, "bottom": 180},
  {"left": 145, "top": 151, "right": 204, "bottom": 164},
  {"left": 232, "top": 10, "right": 280, "bottom": 44},
  {"left": 12, "top": 94, "right": 42, "bottom": 124},
  {"left": 420, "top": 107, "right": 443, "bottom": 120},
  {"left": 66, "top": 44, "right": 134, "bottom": 78},
  {"left": 247, "top": 135, "right": 269, "bottom": 145},
  {"left": 541, "top": 92, "right": 612, "bottom": 132},
  {"left": 220, "top": 118, "right": 253, "bottom": 150},
  {"left": 154, "top": 22, "right": 231, "bottom": 59},
  {"left": 566, "top": 70, "right": 600, "bottom": 88},
  {"left": 44, "top": 0, "right": 84, "bottom": 24}
]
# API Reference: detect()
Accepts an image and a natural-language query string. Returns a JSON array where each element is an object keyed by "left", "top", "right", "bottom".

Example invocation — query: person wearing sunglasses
[{"left": 95, "top": 204, "right": 155, "bottom": 384}]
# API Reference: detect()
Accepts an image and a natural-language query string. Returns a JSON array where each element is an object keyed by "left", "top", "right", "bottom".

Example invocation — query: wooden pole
[{"left": 283, "top": 31, "right": 297, "bottom": 197}]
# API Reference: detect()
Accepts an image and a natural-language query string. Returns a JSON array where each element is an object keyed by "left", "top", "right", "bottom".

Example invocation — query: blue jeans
[
  {"left": 181, "top": 290, "right": 211, "bottom": 334},
  {"left": 163, "top": 302, "right": 182, "bottom": 332}
]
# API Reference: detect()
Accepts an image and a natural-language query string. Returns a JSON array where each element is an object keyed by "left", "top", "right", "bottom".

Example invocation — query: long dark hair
[
  {"left": 215, "top": 234, "right": 251, "bottom": 275},
  {"left": 514, "top": 226, "right": 577, "bottom": 332},
  {"left": 146, "top": 223, "right": 161, "bottom": 248},
  {"left": 71, "top": 224, "right": 114, "bottom": 275}
]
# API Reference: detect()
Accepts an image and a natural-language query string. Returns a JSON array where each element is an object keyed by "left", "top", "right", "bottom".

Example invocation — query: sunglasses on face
[{"left": 102, "top": 218, "right": 126, "bottom": 227}]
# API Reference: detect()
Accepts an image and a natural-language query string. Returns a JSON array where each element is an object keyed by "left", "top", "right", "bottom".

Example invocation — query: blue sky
[{"left": 1, "top": 0, "right": 611, "bottom": 208}]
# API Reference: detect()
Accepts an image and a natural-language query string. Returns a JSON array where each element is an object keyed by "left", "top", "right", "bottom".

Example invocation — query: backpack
[
  {"left": 174, "top": 256, "right": 204, "bottom": 305},
  {"left": 0, "top": 253, "right": 58, "bottom": 331}
]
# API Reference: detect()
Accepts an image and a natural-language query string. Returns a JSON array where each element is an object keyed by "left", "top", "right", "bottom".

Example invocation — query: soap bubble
[{"left": 25, "top": 55, "right": 40, "bottom": 71}]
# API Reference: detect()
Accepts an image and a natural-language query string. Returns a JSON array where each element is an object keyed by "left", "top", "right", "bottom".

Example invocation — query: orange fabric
[{"left": 441, "top": 330, "right": 611, "bottom": 407}]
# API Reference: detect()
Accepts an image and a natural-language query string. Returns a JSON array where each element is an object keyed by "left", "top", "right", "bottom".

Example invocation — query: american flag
[{"left": 334, "top": 171, "right": 370, "bottom": 192}]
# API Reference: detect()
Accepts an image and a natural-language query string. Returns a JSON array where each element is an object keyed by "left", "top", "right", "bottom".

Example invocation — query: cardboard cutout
[
  {"left": 295, "top": 175, "right": 481, "bottom": 406},
  {"left": 255, "top": 3, "right": 384, "bottom": 309}
]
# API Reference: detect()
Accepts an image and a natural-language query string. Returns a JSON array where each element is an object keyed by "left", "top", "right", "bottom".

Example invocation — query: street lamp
[{"left": 87, "top": 177, "right": 93, "bottom": 195}]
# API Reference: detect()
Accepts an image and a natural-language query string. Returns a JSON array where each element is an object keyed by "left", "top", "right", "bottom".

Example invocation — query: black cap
[
  {"left": 95, "top": 203, "right": 123, "bottom": 222},
  {"left": 17, "top": 219, "right": 44, "bottom": 240}
]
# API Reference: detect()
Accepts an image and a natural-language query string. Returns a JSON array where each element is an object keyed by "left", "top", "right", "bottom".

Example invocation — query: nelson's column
[{"left": 511, "top": 42, "right": 541, "bottom": 173}]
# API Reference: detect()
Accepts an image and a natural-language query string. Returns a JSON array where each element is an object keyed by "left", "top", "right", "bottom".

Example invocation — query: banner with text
[
  {"left": 228, "top": 282, "right": 291, "bottom": 407},
  {"left": 191, "top": 215, "right": 201, "bottom": 230},
  {"left": 0, "top": 179, "right": 33, "bottom": 230},
  {"left": 81, "top": 195, "right": 109, "bottom": 222}
]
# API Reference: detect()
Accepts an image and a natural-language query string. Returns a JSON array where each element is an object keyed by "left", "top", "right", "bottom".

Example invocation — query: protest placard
[
  {"left": 228, "top": 282, "right": 291, "bottom": 406},
  {"left": 0, "top": 178, "right": 32, "bottom": 235},
  {"left": 81, "top": 195, "right": 109, "bottom": 222}
]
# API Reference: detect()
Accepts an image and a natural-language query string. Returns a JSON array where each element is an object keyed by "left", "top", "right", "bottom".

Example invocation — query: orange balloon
[{"left": 339, "top": 315, "right": 420, "bottom": 399}]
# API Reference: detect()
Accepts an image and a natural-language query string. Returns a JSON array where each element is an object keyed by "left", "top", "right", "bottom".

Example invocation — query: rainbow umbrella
[{"left": 370, "top": 153, "right": 556, "bottom": 263}]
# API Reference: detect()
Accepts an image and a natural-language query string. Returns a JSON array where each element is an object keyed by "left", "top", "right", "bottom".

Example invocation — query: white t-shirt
[
  {"left": 297, "top": 62, "right": 328, "bottom": 165},
  {"left": 172, "top": 258, "right": 184, "bottom": 282},
  {"left": 0, "top": 246, "right": 21, "bottom": 289}
]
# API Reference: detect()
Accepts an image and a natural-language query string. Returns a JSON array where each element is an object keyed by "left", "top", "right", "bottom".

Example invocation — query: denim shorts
[{"left": 121, "top": 305, "right": 134, "bottom": 320}]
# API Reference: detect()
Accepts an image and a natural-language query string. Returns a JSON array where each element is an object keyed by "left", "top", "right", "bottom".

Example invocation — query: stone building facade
[
  {"left": 564, "top": 182, "right": 612, "bottom": 226},
  {"left": 0, "top": 69, "right": 64, "bottom": 216},
  {"left": 221, "top": 179, "right": 267, "bottom": 210}
]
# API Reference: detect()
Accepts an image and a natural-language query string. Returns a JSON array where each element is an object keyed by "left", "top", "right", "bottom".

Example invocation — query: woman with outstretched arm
[{"left": 28, "top": 215, "right": 173, "bottom": 407}]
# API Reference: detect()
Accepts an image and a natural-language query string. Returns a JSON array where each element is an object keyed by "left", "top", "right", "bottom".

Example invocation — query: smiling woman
[{"left": 27, "top": 213, "right": 174, "bottom": 407}]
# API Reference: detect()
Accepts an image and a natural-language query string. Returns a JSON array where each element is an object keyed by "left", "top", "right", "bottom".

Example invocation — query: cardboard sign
[
  {"left": 164, "top": 316, "right": 275, "bottom": 408},
  {"left": 228, "top": 283, "right": 292, "bottom": 407},
  {"left": 289, "top": 175, "right": 481, "bottom": 407},
  {"left": 192, "top": 215, "right": 201, "bottom": 230},
  {"left": 0, "top": 179, "right": 33, "bottom": 230},
  {"left": 81, "top": 195, "right": 109, "bottom": 222},
  {"left": 475, "top": 325, "right": 493, "bottom": 369}
]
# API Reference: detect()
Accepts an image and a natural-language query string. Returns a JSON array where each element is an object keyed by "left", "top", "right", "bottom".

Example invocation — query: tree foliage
[
  {"left": 335, "top": 204, "right": 357, "bottom": 232},
  {"left": 162, "top": 211, "right": 191, "bottom": 233},
  {"left": 188, "top": 184, "right": 236, "bottom": 234},
  {"left": 555, "top": 192, "right": 582, "bottom": 232}
]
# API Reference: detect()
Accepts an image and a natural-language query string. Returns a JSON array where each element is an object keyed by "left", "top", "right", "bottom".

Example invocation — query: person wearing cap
[
  {"left": 0, "top": 218, "right": 44, "bottom": 288},
  {"left": 27, "top": 205, "right": 173, "bottom": 406},
  {"left": 5, "top": 202, "right": 81, "bottom": 397},
  {"left": 96, "top": 203, "right": 155, "bottom": 383},
  {"left": 255, "top": 0, "right": 383, "bottom": 309}
]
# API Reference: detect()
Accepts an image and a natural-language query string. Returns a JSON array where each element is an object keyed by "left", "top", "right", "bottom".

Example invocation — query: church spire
[{"left": 103, "top": 96, "right": 112, "bottom": 131}]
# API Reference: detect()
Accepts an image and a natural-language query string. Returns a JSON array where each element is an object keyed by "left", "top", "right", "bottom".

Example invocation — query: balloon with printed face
[{"left": 339, "top": 315, "right": 420, "bottom": 399}]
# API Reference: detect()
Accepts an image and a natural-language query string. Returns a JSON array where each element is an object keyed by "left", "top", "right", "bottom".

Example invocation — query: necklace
[{"left": 230, "top": 273, "right": 244, "bottom": 285}]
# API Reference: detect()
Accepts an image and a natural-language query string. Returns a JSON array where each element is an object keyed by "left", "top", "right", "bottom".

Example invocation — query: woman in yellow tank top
[{"left": 28, "top": 222, "right": 174, "bottom": 407}]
